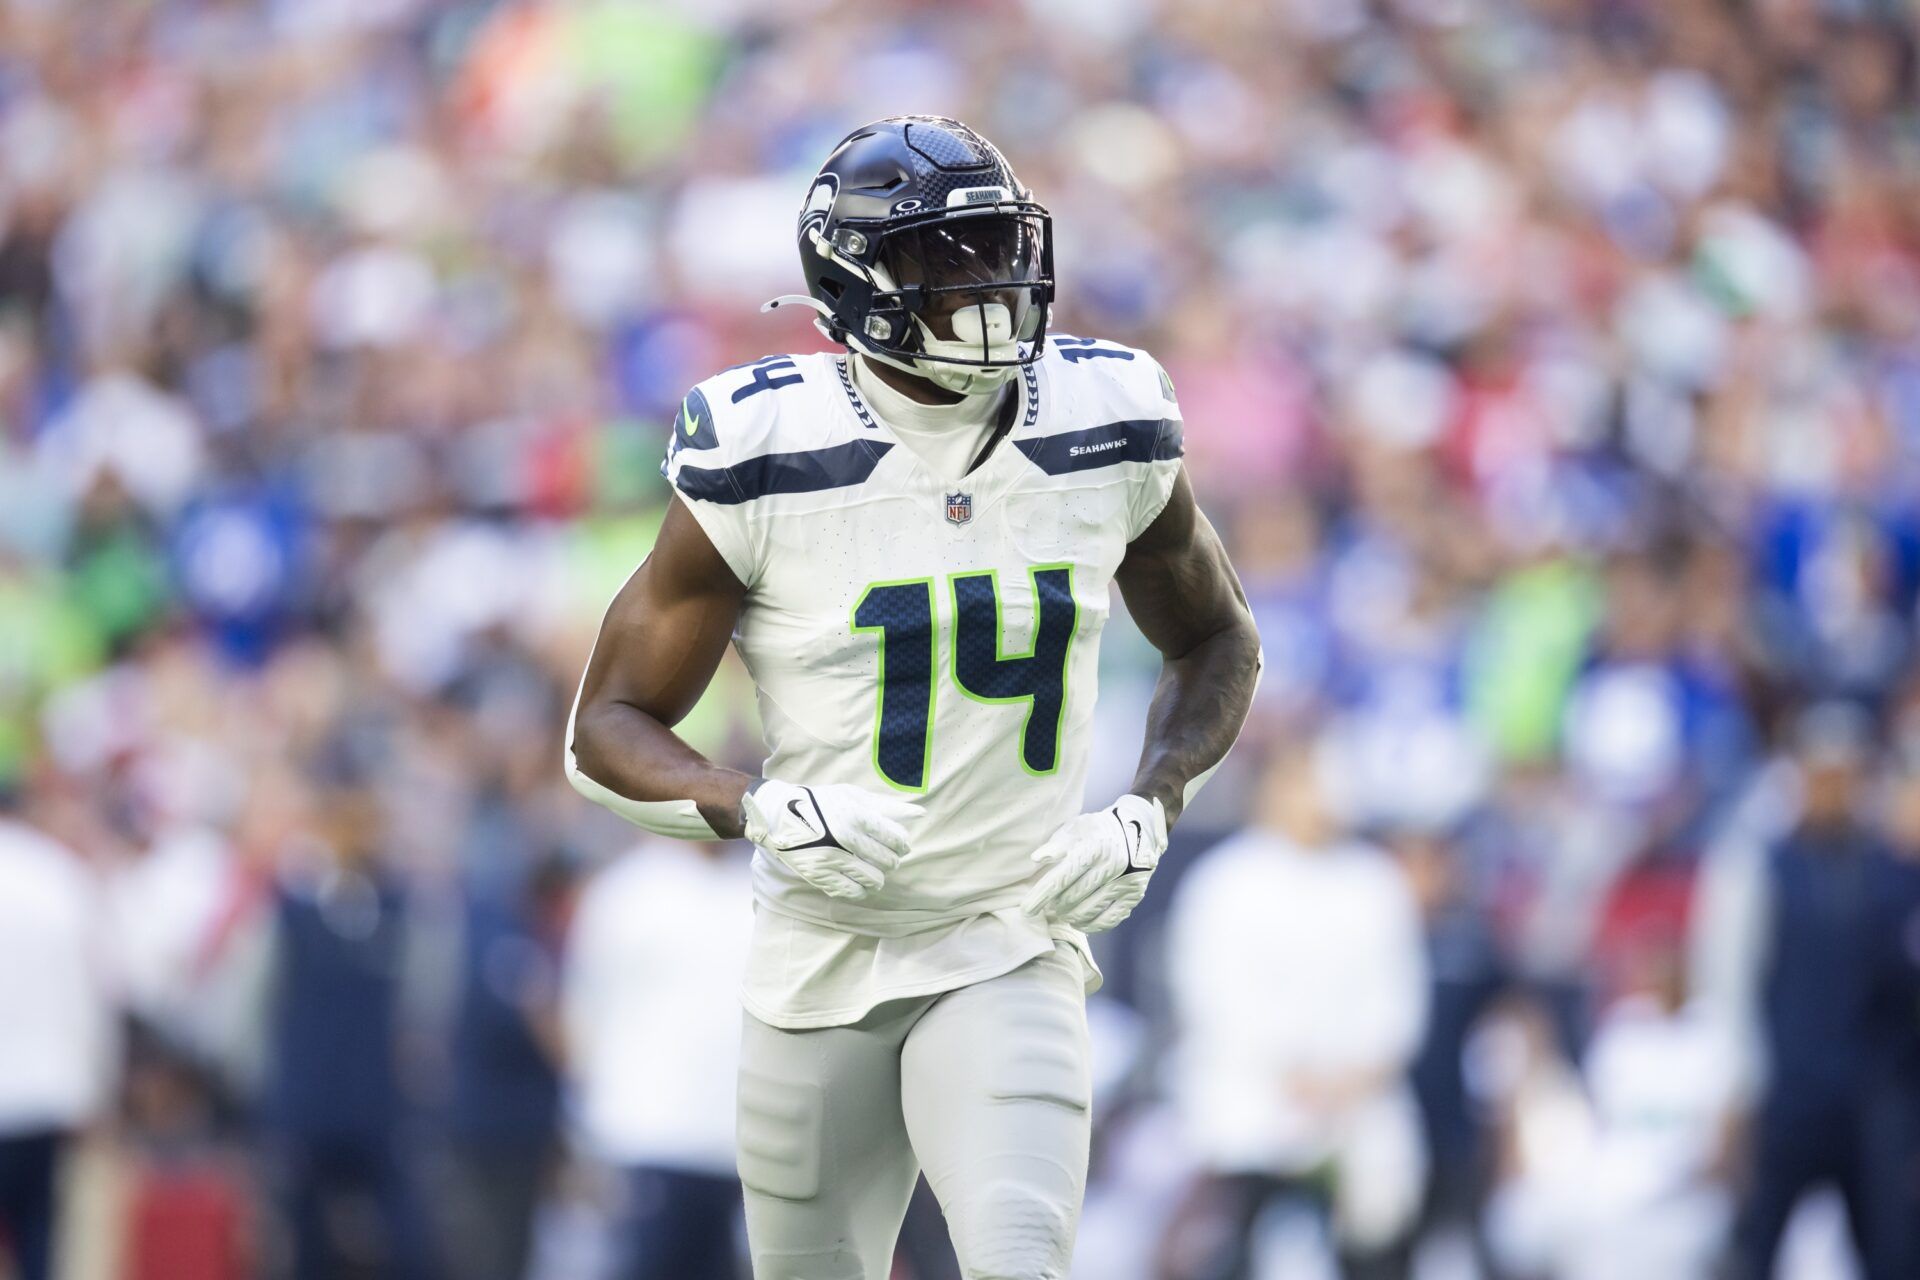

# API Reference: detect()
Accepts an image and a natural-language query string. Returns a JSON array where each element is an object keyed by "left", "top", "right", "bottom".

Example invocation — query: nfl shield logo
[{"left": 945, "top": 492, "right": 973, "bottom": 526}]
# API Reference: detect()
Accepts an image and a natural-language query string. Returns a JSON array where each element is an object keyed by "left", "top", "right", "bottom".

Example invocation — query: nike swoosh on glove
[
  {"left": 741, "top": 780, "right": 918, "bottom": 901},
  {"left": 1020, "top": 794, "right": 1168, "bottom": 933}
]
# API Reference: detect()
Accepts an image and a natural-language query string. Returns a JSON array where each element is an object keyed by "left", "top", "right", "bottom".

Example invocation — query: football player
[{"left": 568, "top": 116, "right": 1261, "bottom": 1280}]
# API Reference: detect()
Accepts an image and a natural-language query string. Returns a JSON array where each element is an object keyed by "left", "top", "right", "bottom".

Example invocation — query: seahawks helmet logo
[{"left": 799, "top": 173, "right": 839, "bottom": 238}]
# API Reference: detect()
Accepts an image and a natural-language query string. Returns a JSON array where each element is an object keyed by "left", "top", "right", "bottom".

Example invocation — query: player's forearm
[
  {"left": 570, "top": 698, "right": 753, "bottom": 838},
  {"left": 1130, "top": 617, "right": 1261, "bottom": 827}
]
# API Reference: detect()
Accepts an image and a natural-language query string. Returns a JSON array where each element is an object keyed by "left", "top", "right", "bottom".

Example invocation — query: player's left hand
[{"left": 1020, "top": 794, "right": 1168, "bottom": 933}]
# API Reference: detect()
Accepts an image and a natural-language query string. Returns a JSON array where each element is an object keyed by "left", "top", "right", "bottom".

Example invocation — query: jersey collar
[{"left": 833, "top": 355, "right": 1040, "bottom": 479}]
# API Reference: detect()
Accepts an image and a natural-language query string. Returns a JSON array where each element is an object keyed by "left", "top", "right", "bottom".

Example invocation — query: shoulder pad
[
  {"left": 1018, "top": 336, "right": 1184, "bottom": 476},
  {"left": 663, "top": 353, "right": 888, "bottom": 505},
  {"left": 1041, "top": 334, "right": 1180, "bottom": 420}
]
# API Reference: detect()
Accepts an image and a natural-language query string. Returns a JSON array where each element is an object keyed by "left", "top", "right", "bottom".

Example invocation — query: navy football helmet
[{"left": 764, "top": 116, "right": 1054, "bottom": 395}]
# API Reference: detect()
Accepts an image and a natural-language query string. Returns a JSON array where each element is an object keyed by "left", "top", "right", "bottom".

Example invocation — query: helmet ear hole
[{"left": 819, "top": 277, "right": 844, "bottom": 302}]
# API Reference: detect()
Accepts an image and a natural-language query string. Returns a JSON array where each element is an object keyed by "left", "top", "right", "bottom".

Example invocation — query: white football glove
[
  {"left": 1020, "top": 794, "right": 1168, "bottom": 933},
  {"left": 741, "top": 780, "right": 917, "bottom": 901}
]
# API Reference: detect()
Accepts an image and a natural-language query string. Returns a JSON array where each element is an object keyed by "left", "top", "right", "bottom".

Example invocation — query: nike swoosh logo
[
  {"left": 1117, "top": 811, "right": 1151, "bottom": 874},
  {"left": 785, "top": 789, "right": 844, "bottom": 853}
]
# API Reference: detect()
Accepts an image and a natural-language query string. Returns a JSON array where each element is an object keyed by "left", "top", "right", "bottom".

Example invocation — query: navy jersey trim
[
  {"left": 1014, "top": 418, "right": 1183, "bottom": 475},
  {"left": 673, "top": 440, "right": 895, "bottom": 505},
  {"left": 671, "top": 387, "right": 719, "bottom": 452}
]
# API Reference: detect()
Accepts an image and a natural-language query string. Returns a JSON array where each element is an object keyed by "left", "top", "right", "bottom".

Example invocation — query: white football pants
[{"left": 736, "top": 944, "right": 1091, "bottom": 1280}]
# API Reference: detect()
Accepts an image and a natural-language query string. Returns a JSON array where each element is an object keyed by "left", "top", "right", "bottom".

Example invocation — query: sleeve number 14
[{"left": 850, "top": 566, "right": 1078, "bottom": 791}]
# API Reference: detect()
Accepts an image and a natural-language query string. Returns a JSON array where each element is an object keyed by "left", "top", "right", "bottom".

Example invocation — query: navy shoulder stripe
[
  {"left": 1014, "top": 418, "right": 1182, "bottom": 475},
  {"left": 673, "top": 440, "right": 893, "bottom": 505}
]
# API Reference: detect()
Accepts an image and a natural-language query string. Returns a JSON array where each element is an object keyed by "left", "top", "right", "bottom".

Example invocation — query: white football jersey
[{"left": 662, "top": 337, "right": 1183, "bottom": 1025}]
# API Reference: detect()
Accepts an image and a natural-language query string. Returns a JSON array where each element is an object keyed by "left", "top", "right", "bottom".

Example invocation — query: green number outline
[
  {"left": 947, "top": 563, "right": 1079, "bottom": 778},
  {"left": 850, "top": 577, "right": 937, "bottom": 792}
]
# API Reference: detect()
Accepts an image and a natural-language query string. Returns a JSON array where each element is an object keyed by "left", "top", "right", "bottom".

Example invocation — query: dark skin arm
[
  {"left": 1114, "top": 467, "right": 1262, "bottom": 827},
  {"left": 571, "top": 497, "right": 754, "bottom": 838}
]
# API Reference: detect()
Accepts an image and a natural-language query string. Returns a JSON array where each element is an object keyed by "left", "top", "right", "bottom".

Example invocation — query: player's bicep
[
  {"left": 579, "top": 497, "right": 747, "bottom": 728},
  {"left": 1114, "top": 466, "right": 1251, "bottom": 660}
]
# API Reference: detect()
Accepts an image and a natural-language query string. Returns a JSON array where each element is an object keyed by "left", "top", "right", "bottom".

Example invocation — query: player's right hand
[{"left": 740, "top": 779, "right": 917, "bottom": 900}]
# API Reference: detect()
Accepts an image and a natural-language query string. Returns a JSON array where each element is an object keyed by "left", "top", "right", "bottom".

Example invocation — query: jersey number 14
[{"left": 851, "top": 566, "right": 1078, "bottom": 791}]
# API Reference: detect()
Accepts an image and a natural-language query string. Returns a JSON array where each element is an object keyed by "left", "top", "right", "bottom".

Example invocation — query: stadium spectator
[
  {"left": 0, "top": 794, "right": 113, "bottom": 1280},
  {"left": 562, "top": 839, "right": 754, "bottom": 1280},
  {"left": 1163, "top": 741, "right": 1428, "bottom": 1280},
  {"left": 1395, "top": 828, "right": 1504, "bottom": 1275},
  {"left": 1490, "top": 933, "right": 1742, "bottom": 1280},
  {"left": 249, "top": 765, "right": 439, "bottom": 1280},
  {"left": 430, "top": 857, "right": 573, "bottom": 1280},
  {"left": 1864, "top": 739, "right": 1920, "bottom": 1279},
  {"left": 1706, "top": 705, "right": 1915, "bottom": 1280}
]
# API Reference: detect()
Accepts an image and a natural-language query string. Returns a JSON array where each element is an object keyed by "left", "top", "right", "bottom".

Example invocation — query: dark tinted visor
[
  {"left": 877, "top": 211, "right": 1044, "bottom": 343},
  {"left": 878, "top": 211, "right": 1043, "bottom": 294}
]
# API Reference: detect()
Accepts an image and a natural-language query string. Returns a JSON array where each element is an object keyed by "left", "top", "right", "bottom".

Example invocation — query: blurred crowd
[{"left": 2, "top": 0, "right": 1920, "bottom": 1277}]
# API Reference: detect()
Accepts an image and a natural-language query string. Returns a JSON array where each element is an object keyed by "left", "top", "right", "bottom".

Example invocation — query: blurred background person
[
  {"left": 1697, "top": 704, "right": 1914, "bottom": 1280},
  {"left": 0, "top": 790, "right": 114, "bottom": 1280},
  {"left": 1578, "top": 930, "right": 1741, "bottom": 1279},
  {"left": 429, "top": 855, "right": 573, "bottom": 1280},
  {"left": 1394, "top": 827, "right": 1504, "bottom": 1277},
  {"left": 562, "top": 838, "right": 753, "bottom": 1280},
  {"left": 1487, "top": 929, "right": 1741, "bottom": 1280},
  {"left": 1161, "top": 740, "right": 1428, "bottom": 1280},
  {"left": 1861, "top": 722, "right": 1920, "bottom": 1279},
  {"left": 1475, "top": 997, "right": 1590, "bottom": 1280},
  {"left": 246, "top": 758, "right": 440, "bottom": 1280}
]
